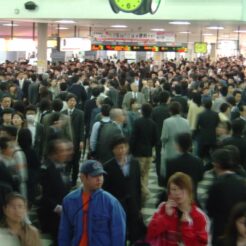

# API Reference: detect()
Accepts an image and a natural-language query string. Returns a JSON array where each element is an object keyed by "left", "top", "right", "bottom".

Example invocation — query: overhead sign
[
  {"left": 91, "top": 44, "right": 187, "bottom": 52},
  {"left": 60, "top": 38, "right": 91, "bottom": 51}
]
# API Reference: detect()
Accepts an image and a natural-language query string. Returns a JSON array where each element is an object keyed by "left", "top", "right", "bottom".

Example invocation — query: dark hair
[
  {"left": 232, "top": 119, "right": 245, "bottom": 136},
  {"left": 223, "top": 145, "right": 241, "bottom": 166},
  {"left": 1, "top": 108, "right": 13, "bottom": 115},
  {"left": 239, "top": 104, "right": 246, "bottom": 112},
  {"left": 141, "top": 103, "right": 152, "bottom": 118},
  {"left": 159, "top": 90, "right": 170, "bottom": 104},
  {"left": 91, "top": 87, "right": 101, "bottom": 97},
  {"left": 233, "top": 90, "right": 242, "bottom": 97},
  {"left": 46, "top": 139, "right": 65, "bottom": 157},
  {"left": 192, "top": 92, "right": 202, "bottom": 107},
  {"left": 66, "top": 93, "right": 77, "bottom": 102},
  {"left": 26, "top": 104, "right": 37, "bottom": 113},
  {"left": 174, "top": 84, "right": 181, "bottom": 95},
  {"left": 52, "top": 99, "right": 63, "bottom": 112},
  {"left": 12, "top": 101, "right": 26, "bottom": 115},
  {"left": 175, "top": 133, "right": 192, "bottom": 152},
  {"left": 220, "top": 103, "right": 230, "bottom": 113},
  {"left": 212, "top": 148, "right": 235, "bottom": 170},
  {"left": 4, "top": 192, "right": 26, "bottom": 207},
  {"left": 226, "top": 96, "right": 236, "bottom": 106},
  {"left": 221, "top": 202, "right": 246, "bottom": 246},
  {"left": 101, "top": 104, "right": 111, "bottom": 117},
  {"left": 220, "top": 86, "right": 228, "bottom": 97},
  {"left": 0, "top": 136, "right": 12, "bottom": 150},
  {"left": 17, "top": 128, "right": 32, "bottom": 150},
  {"left": 2, "top": 125, "right": 18, "bottom": 138},
  {"left": 39, "top": 98, "right": 51, "bottom": 112},
  {"left": 169, "top": 102, "right": 181, "bottom": 115},
  {"left": 203, "top": 99, "right": 212, "bottom": 109},
  {"left": 110, "top": 136, "right": 128, "bottom": 150}
]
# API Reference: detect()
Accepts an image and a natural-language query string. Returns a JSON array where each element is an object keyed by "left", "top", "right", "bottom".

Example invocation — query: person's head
[
  {"left": 174, "top": 84, "right": 181, "bottom": 95},
  {"left": 91, "top": 87, "right": 101, "bottom": 98},
  {"left": 1, "top": 95, "right": 11, "bottom": 109},
  {"left": 1, "top": 108, "right": 13, "bottom": 125},
  {"left": 169, "top": 102, "right": 181, "bottom": 115},
  {"left": 223, "top": 145, "right": 241, "bottom": 167},
  {"left": 159, "top": 90, "right": 170, "bottom": 104},
  {"left": 3, "top": 193, "right": 27, "bottom": 225},
  {"left": 46, "top": 139, "right": 70, "bottom": 163},
  {"left": 110, "top": 108, "right": 125, "bottom": 124},
  {"left": 203, "top": 99, "right": 212, "bottom": 109},
  {"left": 220, "top": 103, "right": 230, "bottom": 114},
  {"left": 192, "top": 92, "right": 202, "bottom": 107},
  {"left": 129, "top": 98, "right": 140, "bottom": 111},
  {"left": 38, "top": 98, "right": 51, "bottom": 112},
  {"left": 25, "top": 105, "right": 37, "bottom": 124},
  {"left": 51, "top": 99, "right": 63, "bottom": 112},
  {"left": 66, "top": 93, "right": 77, "bottom": 109},
  {"left": 220, "top": 86, "right": 228, "bottom": 97},
  {"left": 239, "top": 105, "right": 246, "bottom": 118},
  {"left": 17, "top": 128, "right": 32, "bottom": 150},
  {"left": 212, "top": 148, "right": 235, "bottom": 173},
  {"left": 111, "top": 136, "right": 129, "bottom": 160},
  {"left": 101, "top": 104, "right": 111, "bottom": 117},
  {"left": 80, "top": 160, "right": 106, "bottom": 193},
  {"left": 216, "top": 121, "right": 231, "bottom": 137},
  {"left": 141, "top": 103, "right": 152, "bottom": 118},
  {"left": 0, "top": 136, "right": 15, "bottom": 157},
  {"left": 233, "top": 90, "right": 242, "bottom": 104},
  {"left": 130, "top": 82, "right": 138, "bottom": 92},
  {"left": 232, "top": 119, "right": 245, "bottom": 136},
  {"left": 12, "top": 112, "right": 25, "bottom": 128},
  {"left": 175, "top": 133, "right": 192, "bottom": 153},
  {"left": 2, "top": 125, "right": 18, "bottom": 140},
  {"left": 224, "top": 202, "right": 246, "bottom": 244},
  {"left": 167, "top": 172, "right": 193, "bottom": 206}
]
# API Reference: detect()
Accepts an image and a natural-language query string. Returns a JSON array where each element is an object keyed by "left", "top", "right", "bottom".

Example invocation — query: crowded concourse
[{"left": 1, "top": 56, "right": 246, "bottom": 245}]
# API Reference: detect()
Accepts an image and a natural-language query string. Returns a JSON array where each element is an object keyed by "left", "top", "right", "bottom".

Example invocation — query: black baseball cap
[{"left": 80, "top": 160, "right": 106, "bottom": 177}]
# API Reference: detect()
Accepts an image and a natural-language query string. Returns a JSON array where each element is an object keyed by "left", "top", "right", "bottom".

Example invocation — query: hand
[
  {"left": 54, "top": 205, "right": 62, "bottom": 214},
  {"left": 165, "top": 199, "right": 177, "bottom": 216},
  {"left": 79, "top": 142, "right": 84, "bottom": 150}
]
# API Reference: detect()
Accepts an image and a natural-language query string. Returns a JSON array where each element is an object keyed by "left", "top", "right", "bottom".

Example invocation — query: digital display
[{"left": 91, "top": 44, "right": 187, "bottom": 52}]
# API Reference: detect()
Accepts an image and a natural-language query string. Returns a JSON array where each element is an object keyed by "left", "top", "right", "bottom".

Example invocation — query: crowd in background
[{"left": 0, "top": 56, "right": 246, "bottom": 245}]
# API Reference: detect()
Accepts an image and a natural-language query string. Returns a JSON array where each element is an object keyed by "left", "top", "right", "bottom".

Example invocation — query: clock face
[
  {"left": 194, "top": 42, "right": 207, "bottom": 54},
  {"left": 114, "top": 0, "right": 143, "bottom": 12}
]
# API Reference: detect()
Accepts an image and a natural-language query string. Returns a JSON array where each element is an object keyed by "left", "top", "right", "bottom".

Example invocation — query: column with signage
[{"left": 37, "top": 23, "right": 48, "bottom": 74}]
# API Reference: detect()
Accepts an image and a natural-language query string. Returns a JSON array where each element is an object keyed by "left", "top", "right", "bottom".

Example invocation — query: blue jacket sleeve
[
  {"left": 110, "top": 199, "right": 126, "bottom": 246},
  {"left": 58, "top": 199, "right": 73, "bottom": 246}
]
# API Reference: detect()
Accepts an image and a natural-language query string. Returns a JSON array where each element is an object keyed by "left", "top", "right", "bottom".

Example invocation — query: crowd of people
[{"left": 0, "top": 56, "right": 246, "bottom": 245}]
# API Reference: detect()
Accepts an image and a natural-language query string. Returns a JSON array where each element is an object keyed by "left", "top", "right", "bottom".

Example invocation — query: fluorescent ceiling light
[
  {"left": 179, "top": 31, "right": 191, "bottom": 34},
  {"left": 56, "top": 27, "right": 69, "bottom": 30},
  {"left": 206, "top": 26, "right": 224, "bottom": 30},
  {"left": 169, "top": 21, "right": 190, "bottom": 25},
  {"left": 110, "top": 25, "right": 128, "bottom": 28},
  {"left": 234, "top": 30, "right": 246, "bottom": 33},
  {"left": 151, "top": 28, "right": 165, "bottom": 31},
  {"left": 55, "top": 20, "right": 75, "bottom": 24},
  {"left": 3, "top": 23, "right": 19, "bottom": 27},
  {"left": 203, "top": 33, "right": 213, "bottom": 36}
]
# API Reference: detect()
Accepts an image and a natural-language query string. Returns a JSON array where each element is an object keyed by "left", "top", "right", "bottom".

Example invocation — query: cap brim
[{"left": 90, "top": 170, "right": 107, "bottom": 177}]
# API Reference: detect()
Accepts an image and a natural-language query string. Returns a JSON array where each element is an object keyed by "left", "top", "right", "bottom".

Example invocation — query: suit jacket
[
  {"left": 63, "top": 108, "right": 84, "bottom": 148},
  {"left": 28, "top": 82, "right": 40, "bottom": 105},
  {"left": 196, "top": 109, "right": 220, "bottom": 146},
  {"left": 106, "top": 86, "right": 119, "bottom": 107},
  {"left": 152, "top": 103, "right": 170, "bottom": 139},
  {"left": 15, "top": 79, "right": 30, "bottom": 100},
  {"left": 130, "top": 117, "right": 158, "bottom": 157},
  {"left": 33, "top": 122, "right": 45, "bottom": 159},
  {"left": 103, "top": 157, "right": 142, "bottom": 213},
  {"left": 206, "top": 173, "right": 246, "bottom": 243},
  {"left": 165, "top": 153, "right": 204, "bottom": 191},
  {"left": 161, "top": 115, "right": 190, "bottom": 162},
  {"left": 172, "top": 95, "right": 188, "bottom": 115},
  {"left": 122, "top": 91, "right": 146, "bottom": 110},
  {"left": 84, "top": 98, "right": 97, "bottom": 132}
]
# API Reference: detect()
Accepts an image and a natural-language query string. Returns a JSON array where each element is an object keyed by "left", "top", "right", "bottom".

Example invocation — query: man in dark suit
[
  {"left": 0, "top": 95, "right": 12, "bottom": 118},
  {"left": 151, "top": 90, "right": 170, "bottom": 185},
  {"left": 14, "top": 72, "right": 30, "bottom": 103},
  {"left": 130, "top": 103, "right": 158, "bottom": 202},
  {"left": 106, "top": 79, "right": 119, "bottom": 107},
  {"left": 171, "top": 84, "right": 188, "bottom": 116},
  {"left": 206, "top": 148, "right": 246, "bottom": 245},
  {"left": 103, "top": 136, "right": 145, "bottom": 244},
  {"left": 38, "top": 139, "right": 70, "bottom": 244},
  {"left": 196, "top": 99, "right": 220, "bottom": 160},
  {"left": 237, "top": 104, "right": 246, "bottom": 138},
  {"left": 222, "top": 119, "right": 246, "bottom": 169},
  {"left": 165, "top": 133, "right": 204, "bottom": 195},
  {"left": 63, "top": 93, "right": 85, "bottom": 186}
]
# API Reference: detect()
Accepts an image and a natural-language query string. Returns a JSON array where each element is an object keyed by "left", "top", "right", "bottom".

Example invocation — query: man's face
[
  {"left": 235, "top": 93, "right": 242, "bottom": 103},
  {"left": 54, "top": 142, "right": 70, "bottom": 163},
  {"left": 1, "top": 97, "right": 11, "bottom": 109},
  {"left": 2, "top": 113, "right": 12, "bottom": 124},
  {"left": 67, "top": 98, "right": 77, "bottom": 109},
  {"left": 112, "top": 143, "right": 128, "bottom": 160},
  {"left": 81, "top": 174, "right": 104, "bottom": 192},
  {"left": 130, "top": 83, "right": 138, "bottom": 92}
]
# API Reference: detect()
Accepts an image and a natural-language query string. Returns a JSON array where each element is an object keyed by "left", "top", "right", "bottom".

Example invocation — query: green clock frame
[{"left": 109, "top": 0, "right": 161, "bottom": 15}]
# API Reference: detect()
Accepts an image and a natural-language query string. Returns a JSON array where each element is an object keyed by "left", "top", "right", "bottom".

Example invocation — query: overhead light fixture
[
  {"left": 206, "top": 26, "right": 224, "bottom": 30},
  {"left": 169, "top": 21, "right": 190, "bottom": 25},
  {"left": 203, "top": 33, "right": 213, "bottom": 36},
  {"left": 55, "top": 20, "right": 75, "bottom": 24},
  {"left": 151, "top": 28, "right": 165, "bottom": 31},
  {"left": 56, "top": 27, "right": 69, "bottom": 30},
  {"left": 110, "top": 25, "right": 128, "bottom": 28},
  {"left": 179, "top": 31, "right": 191, "bottom": 34},
  {"left": 234, "top": 30, "right": 246, "bottom": 33},
  {"left": 2, "top": 23, "right": 19, "bottom": 27}
]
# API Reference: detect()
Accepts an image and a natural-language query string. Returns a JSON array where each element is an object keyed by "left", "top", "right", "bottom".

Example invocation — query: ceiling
[{"left": 1, "top": 19, "right": 246, "bottom": 43}]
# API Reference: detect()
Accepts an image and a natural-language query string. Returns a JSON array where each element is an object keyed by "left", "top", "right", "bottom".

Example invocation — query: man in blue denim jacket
[{"left": 58, "top": 160, "right": 126, "bottom": 246}]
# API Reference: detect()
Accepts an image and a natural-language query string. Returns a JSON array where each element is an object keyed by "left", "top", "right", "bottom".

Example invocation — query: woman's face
[
  {"left": 236, "top": 216, "right": 246, "bottom": 239},
  {"left": 3, "top": 198, "right": 26, "bottom": 223},
  {"left": 12, "top": 114, "right": 23, "bottom": 127},
  {"left": 169, "top": 183, "right": 190, "bottom": 205}
]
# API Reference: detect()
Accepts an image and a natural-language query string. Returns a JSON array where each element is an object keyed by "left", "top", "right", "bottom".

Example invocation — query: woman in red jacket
[{"left": 146, "top": 172, "right": 209, "bottom": 246}]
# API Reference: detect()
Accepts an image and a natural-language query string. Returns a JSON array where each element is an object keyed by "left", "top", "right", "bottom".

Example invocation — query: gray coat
[{"left": 160, "top": 115, "right": 190, "bottom": 178}]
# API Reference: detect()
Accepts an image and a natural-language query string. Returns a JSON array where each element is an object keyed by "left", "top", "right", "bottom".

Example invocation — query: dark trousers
[{"left": 155, "top": 143, "right": 163, "bottom": 186}]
